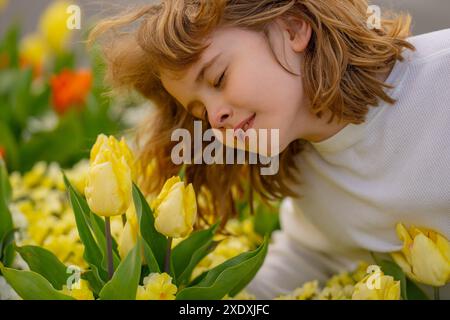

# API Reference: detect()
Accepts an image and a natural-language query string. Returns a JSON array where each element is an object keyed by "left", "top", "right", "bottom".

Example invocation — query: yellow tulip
[
  {"left": 39, "top": 1, "right": 73, "bottom": 53},
  {"left": 151, "top": 176, "right": 197, "bottom": 238},
  {"left": 136, "top": 273, "right": 177, "bottom": 300},
  {"left": 90, "top": 134, "right": 136, "bottom": 180},
  {"left": 391, "top": 223, "right": 450, "bottom": 287},
  {"left": 85, "top": 135, "right": 133, "bottom": 217},
  {"left": 352, "top": 268, "right": 401, "bottom": 300},
  {"left": 61, "top": 279, "right": 95, "bottom": 300},
  {"left": 0, "top": 0, "right": 8, "bottom": 11},
  {"left": 20, "top": 33, "right": 49, "bottom": 70},
  {"left": 118, "top": 204, "right": 139, "bottom": 260}
]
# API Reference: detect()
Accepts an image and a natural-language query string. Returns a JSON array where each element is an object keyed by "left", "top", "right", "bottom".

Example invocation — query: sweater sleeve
[{"left": 245, "top": 198, "right": 360, "bottom": 299}]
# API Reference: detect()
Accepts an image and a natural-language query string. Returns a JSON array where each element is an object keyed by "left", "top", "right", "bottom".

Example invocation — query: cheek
[{"left": 225, "top": 51, "right": 282, "bottom": 110}]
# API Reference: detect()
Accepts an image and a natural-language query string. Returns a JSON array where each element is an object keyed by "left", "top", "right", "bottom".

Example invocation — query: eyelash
[
  {"left": 214, "top": 70, "right": 226, "bottom": 88},
  {"left": 193, "top": 69, "right": 226, "bottom": 121}
]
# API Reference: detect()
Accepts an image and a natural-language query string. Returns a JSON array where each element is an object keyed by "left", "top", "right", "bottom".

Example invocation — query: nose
[{"left": 209, "top": 106, "right": 233, "bottom": 129}]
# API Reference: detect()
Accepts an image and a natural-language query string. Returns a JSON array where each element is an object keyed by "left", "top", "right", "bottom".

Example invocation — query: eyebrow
[{"left": 187, "top": 53, "right": 222, "bottom": 111}]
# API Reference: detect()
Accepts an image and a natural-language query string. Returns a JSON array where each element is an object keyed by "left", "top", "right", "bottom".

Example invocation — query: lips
[{"left": 234, "top": 113, "right": 256, "bottom": 132}]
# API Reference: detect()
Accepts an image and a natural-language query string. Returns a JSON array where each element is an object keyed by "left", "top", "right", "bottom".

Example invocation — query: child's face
[{"left": 161, "top": 22, "right": 326, "bottom": 155}]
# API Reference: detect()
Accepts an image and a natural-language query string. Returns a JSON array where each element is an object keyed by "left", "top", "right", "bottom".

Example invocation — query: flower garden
[{"left": 0, "top": 1, "right": 448, "bottom": 301}]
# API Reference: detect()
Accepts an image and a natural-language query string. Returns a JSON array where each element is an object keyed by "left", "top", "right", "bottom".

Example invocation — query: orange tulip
[
  {"left": 51, "top": 69, "right": 92, "bottom": 115},
  {"left": 0, "top": 146, "right": 4, "bottom": 159}
]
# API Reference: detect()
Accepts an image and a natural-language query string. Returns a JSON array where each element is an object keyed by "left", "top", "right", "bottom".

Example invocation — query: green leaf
[
  {"left": 88, "top": 213, "right": 121, "bottom": 271},
  {"left": 132, "top": 184, "right": 167, "bottom": 271},
  {"left": 380, "top": 259, "right": 408, "bottom": 300},
  {"left": 405, "top": 278, "right": 429, "bottom": 300},
  {"left": 141, "top": 236, "right": 160, "bottom": 273},
  {"left": 176, "top": 236, "right": 269, "bottom": 300},
  {"left": 0, "top": 228, "right": 16, "bottom": 262},
  {"left": 0, "top": 262, "right": 74, "bottom": 300},
  {"left": 254, "top": 203, "right": 280, "bottom": 237},
  {"left": 99, "top": 239, "right": 142, "bottom": 300},
  {"left": 53, "top": 52, "right": 75, "bottom": 73},
  {"left": 175, "top": 240, "right": 219, "bottom": 287},
  {"left": 0, "top": 122, "right": 19, "bottom": 171},
  {"left": 0, "top": 159, "right": 13, "bottom": 242},
  {"left": 188, "top": 270, "right": 209, "bottom": 288},
  {"left": 90, "top": 213, "right": 120, "bottom": 258},
  {"left": 171, "top": 223, "right": 219, "bottom": 285},
  {"left": 2, "top": 243, "right": 15, "bottom": 267},
  {"left": 11, "top": 68, "right": 33, "bottom": 127},
  {"left": 15, "top": 245, "right": 68, "bottom": 290},
  {"left": 0, "top": 24, "right": 20, "bottom": 68},
  {"left": 81, "top": 264, "right": 105, "bottom": 296},
  {"left": 63, "top": 175, "right": 107, "bottom": 280}
]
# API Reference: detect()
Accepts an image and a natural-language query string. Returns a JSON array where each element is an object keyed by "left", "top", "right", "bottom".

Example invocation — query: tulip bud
[
  {"left": 118, "top": 204, "right": 139, "bottom": 260},
  {"left": 85, "top": 135, "right": 133, "bottom": 217},
  {"left": 151, "top": 176, "right": 197, "bottom": 238},
  {"left": 391, "top": 223, "right": 450, "bottom": 286}
]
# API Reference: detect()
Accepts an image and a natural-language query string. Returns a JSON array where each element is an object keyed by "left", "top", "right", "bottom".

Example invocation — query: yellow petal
[
  {"left": 391, "top": 252, "right": 417, "bottom": 282},
  {"left": 39, "top": 1, "right": 73, "bottom": 53},
  {"left": 118, "top": 221, "right": 136, "bottom": 260},
  {"left": 436, "top": 234, "right": 450, "bottom": 263},
  {"left": 154, "top": 183, "right": 186, "bottom": 238},
  {"left": 85, "top": 162, "right": 127, "bottom": 216},
  {"left": 410, "top": 234, "right": 450, "bottom": 286},
  {"left": 90, "top": 134, "right": 108, "bottom": 164},
  {"left": 151, "top": 176, "right": 181, "bottom": 211},
  {"left": 183, "top": 183, "right": 197, "bottom": 231},
  {"left": 383, "top": 277, "right": 401, "bottom": 300}
]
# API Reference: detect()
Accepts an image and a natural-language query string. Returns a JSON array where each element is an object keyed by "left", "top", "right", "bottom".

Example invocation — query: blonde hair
[{"left": 89, "top": 0, "right": 414, "bottom": 227}]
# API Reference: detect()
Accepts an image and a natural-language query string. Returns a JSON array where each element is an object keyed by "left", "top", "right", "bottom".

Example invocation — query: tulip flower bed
[
  {"left": 0, "top": 0, "right": 448, "bottom": 301},
  {"left": 1, "top": 134, "right": 446, "bottom": 300},
  {"left": 0, "top": 1, "right": 142, "bottom": 173},
  {"left": 0, "top": 133, "right": 276, "bottom": 300}
]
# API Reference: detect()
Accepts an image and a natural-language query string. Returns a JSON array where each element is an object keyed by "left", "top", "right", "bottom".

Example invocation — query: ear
[{"left": 279, "top": 16, "right": 312, "bottom": 53}]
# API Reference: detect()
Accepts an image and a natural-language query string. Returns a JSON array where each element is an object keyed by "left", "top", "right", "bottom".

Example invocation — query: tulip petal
[
  {"left": 85, "top": 162, "right": 126, "bottom": 217},
  {"left": 154, "top": 184, "right": 186, "bottom": 238},
  {"left": 410, "top": 234, "right": 450, "bottom": 286},
  {"left": 151, "top": 176, "right": 181, "bottom": 212},
  {"left": 183, "top": 183, "right": 197, "bottom": 228},
  {"left": 396, "top": 223, "right": 414, "bottom": 265},
  {"left": 436, "top": 234, "right": 450, "bottom": 263}
]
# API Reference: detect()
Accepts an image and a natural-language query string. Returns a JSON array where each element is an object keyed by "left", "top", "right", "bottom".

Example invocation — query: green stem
[
  {"left": 434, "top": 287, "right": 440, "bottom": 300},
  {"left": 105, "top": 217, "right": 114, "bottom": 280},
  {"left": 164, "top": 237, "right": 173, "bottom": 274}
]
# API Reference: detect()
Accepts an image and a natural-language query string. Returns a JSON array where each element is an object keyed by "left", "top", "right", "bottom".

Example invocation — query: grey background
[{"left": 1, "top": 0, "right": 449, "bottom": 52}]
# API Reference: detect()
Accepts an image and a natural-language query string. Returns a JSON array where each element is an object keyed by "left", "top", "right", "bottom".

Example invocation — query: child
[{"left": 90, "top": 0, "right": 450, "bottom": 299}]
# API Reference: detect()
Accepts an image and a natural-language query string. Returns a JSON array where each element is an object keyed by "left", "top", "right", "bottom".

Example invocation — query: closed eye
[{"left": 214, "top": 69, "right": 226, "bottom": 88}]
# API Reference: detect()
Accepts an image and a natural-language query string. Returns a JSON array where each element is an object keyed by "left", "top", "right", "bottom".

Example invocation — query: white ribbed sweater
[{"left": 247, "top": 29, "right": 450, "bottom": 299}]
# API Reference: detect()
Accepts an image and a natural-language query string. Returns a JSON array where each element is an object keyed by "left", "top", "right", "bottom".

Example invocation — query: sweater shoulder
[{"left": 408, "top": 29, "right": 450, "bottom": 62}]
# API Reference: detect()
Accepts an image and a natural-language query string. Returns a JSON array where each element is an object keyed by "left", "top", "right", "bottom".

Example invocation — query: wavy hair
[{"left": 89, "top": 0, "right": 414, "bottom": 227}]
